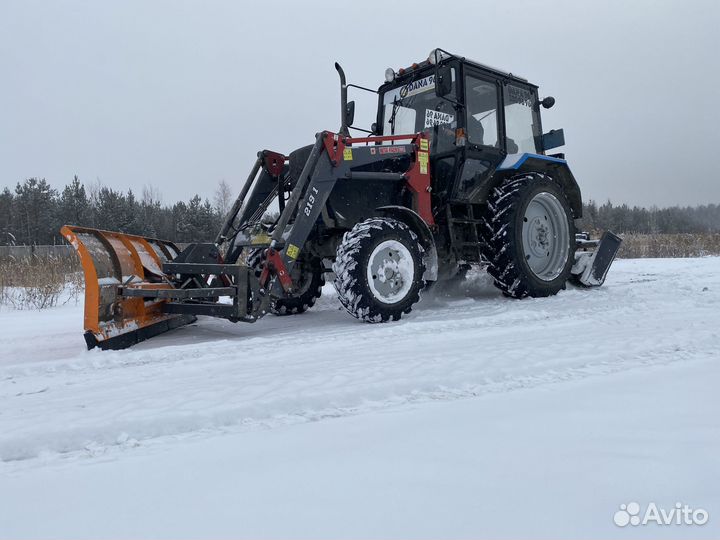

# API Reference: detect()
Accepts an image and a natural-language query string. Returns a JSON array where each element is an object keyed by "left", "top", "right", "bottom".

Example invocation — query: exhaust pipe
[{"left": 335, "top": 62, "right": 349, "bottom": 136}]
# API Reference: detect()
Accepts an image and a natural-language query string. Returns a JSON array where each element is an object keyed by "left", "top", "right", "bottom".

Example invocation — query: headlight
[
  {"left": 428, "top": 48, "right": 449, "bottom": 65},
  {"left": 384, "top": 67, "right": 396, "bottom": 83}
]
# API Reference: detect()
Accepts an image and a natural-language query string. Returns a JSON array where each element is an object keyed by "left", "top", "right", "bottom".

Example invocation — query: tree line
[
  {"left": 576, "top": 200, "right": 720, "bottom": 234},
  {"left": 1, "top": 176, "right": 719, "bottom": 246},
  {"left": 0, "top": 177, "right": 234, "bottom": 245}
]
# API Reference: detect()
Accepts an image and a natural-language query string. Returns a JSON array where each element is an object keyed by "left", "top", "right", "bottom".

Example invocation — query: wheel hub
[
  {"left": 521, "top": 192, "right": 570, "bottom": 281},
  {"left": 367, "top": 241, "right": 414, "bottom": 304},
  {"left": 528, "top": 217, "right": 551, "bottom": 256}
]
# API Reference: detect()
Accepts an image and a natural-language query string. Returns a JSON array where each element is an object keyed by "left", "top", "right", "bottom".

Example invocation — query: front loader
[{"left": 63, "top": 49, "right": 622, "bottom": 350}]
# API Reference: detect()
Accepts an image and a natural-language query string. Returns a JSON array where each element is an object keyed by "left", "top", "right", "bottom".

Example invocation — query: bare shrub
[{"left": 0, "top": 254, "right": 83, "bottom": 309}]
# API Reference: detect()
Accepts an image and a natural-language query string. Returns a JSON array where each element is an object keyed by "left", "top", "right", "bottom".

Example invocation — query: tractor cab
[{"left": 375, "top": 50, "right": 558, "bottom": 203}]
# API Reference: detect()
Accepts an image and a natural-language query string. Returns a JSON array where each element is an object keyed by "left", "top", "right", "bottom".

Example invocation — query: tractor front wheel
[
  {"left": 333, "top": 218, "right": 425, "bottom": 322},
  {"left": 248, "top": 249, "right": 324, "bottom": 315}
]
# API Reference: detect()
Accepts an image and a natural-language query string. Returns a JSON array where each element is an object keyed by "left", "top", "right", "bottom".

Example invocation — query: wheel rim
[
  {"left": 289, "top": 259, "right": 315, "bottom": 296},
  {"left": 521, "top": 192, "right": 570, "bottom": 281},
  {"left": 366, "top": 240, "right": 414, "bottom": 304}
]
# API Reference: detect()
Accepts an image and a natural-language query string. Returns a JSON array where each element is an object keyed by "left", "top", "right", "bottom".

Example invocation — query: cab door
[{"left": 451, "top": 72, "right": 506, "bottom": 202}]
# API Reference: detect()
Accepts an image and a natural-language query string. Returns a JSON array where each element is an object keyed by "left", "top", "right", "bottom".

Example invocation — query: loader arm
[{"left": 249, "top": 130, "right": 431, "bottom": 298}]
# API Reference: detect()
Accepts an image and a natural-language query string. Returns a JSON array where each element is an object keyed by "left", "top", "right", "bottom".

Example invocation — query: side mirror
[
  {"left": 435, "top": 65, "right": 452, "bottom": 97},
  {"left": 345, "top": 100, "right": 355, "bottom": 128},
  {"left": 541, "top": 96, "right": 556, "bottom": 109}
]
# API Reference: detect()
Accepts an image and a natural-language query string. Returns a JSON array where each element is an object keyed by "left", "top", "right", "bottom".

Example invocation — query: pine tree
[
  {"left": 14, "top": 178, "right": 58, "bottom": 244},
  {"left": 0, "top": 187, "right": 15, "bottom": 245},
  {"left": 59, "top": 175, "right": 90, "bottom": 227},
  {"left": 140, "top": 185, "right": 163, "bottom": 237},
  {"left": 172, "top": 201, "right": 189, "bottom": 242}
]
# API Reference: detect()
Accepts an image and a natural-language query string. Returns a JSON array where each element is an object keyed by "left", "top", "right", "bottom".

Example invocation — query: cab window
[
  {"left": 465, "top": 76, "right": 499, "bottom": 147},
  {"left": 503, "top": 84, "right": 540, "bottom": 154}
]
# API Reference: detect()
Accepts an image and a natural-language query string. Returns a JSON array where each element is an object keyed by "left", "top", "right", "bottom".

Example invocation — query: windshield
[{"left": 380, "top": 69, "right": 457, "bottom": 150}]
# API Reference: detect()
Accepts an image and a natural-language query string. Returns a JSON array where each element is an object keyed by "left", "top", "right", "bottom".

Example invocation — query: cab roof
[{"left": 385, "top": 49, "right": 538, "bottom": 90}]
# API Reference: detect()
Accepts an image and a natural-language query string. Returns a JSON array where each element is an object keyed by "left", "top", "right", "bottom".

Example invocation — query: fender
[
  {"left": 376, "top": 205, "right": 438, "bottom": 281},
  {"left": 496, "top": 153, "right": 583, "bottom": 218}
]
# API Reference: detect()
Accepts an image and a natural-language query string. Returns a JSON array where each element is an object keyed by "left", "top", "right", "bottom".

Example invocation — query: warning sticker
[
  {"left": 419, "top": 139, "right": 429, "bottom": 151},
  {"left": 286, "top": 244, "right": 300, "bottom": 259},
  {"left": 251, "top": 232, "right": 271, "bottom": 245},
  {"left": 379, "top": 146, "right": 406, "bottom": 155},
  {"left": 418, "top": 151, "right": 429, "bottom": 175},
  {"left": 343, "top": 148, "right": 353, "bottom": 161},
  {"left": 424, "top": 109, "right": 455, "bottom": 128}
]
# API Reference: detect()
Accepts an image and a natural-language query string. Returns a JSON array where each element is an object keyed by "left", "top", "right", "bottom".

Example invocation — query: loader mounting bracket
[
  {"left": 262, "top": 150, "right": 287, "bottom": 177},
  {"left": 259, "top": 247, "right": 294, "bottom": 293}
]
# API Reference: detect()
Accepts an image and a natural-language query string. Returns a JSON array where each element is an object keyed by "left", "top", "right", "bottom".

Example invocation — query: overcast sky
[{"left": 1, "top": 0, "right": 718, "bottom": 207}]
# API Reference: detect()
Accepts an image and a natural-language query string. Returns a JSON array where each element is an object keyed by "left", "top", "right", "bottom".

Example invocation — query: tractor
[{"left": 63, "top": 48, "right": 621, "bottom": 350}]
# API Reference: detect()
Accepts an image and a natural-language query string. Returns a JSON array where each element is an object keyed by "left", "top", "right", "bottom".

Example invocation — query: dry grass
[
  {"left": 617, "top": 233, "right": 720, "bottom": 258},
  {"left": 0, "top": 234, "right": 718, "bottom": 310},
  {"left": 0, "top": 254, "right": 83, "bottom": 309}
]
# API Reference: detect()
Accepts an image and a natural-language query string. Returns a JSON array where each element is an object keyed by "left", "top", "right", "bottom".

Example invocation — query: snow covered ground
[{"left": 1, "top": 257, "right": 718, "bottom": 538}]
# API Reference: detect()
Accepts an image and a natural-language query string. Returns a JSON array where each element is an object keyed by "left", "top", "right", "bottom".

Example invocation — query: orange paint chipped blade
[{"left": 61, "top": 225, "right": 195, "bottom": 350}]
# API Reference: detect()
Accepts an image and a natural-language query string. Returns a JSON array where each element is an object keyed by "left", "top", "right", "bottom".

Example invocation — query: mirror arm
[
  {"left": 346, "top": 83, "right": 378, "bottom": 94},
  {"left": 349, "top": 126, "right": 374, "bottom": 135}
]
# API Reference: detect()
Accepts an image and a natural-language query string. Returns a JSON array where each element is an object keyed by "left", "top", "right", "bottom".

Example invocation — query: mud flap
[
  {"left": 571, "top": 231, "right": 622, "bottom": 287},
  {"left": 61, "top": 225, "right": 196, "bottom": 350}
]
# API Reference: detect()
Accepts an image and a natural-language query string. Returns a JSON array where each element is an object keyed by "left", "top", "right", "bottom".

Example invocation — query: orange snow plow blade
[{"left": 61, "top": 225, "right": 196, "bottom": 350}]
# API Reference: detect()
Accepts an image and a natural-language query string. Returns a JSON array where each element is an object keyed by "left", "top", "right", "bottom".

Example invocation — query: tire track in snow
[{"left": 1, "top": 258, "right": 718, "bottom": 464}]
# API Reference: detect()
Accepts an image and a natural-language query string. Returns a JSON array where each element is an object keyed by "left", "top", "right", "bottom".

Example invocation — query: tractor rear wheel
[
  {"left": 333, "top": 218, "right": 425, "bottom": 322},
  {"left": 248, "top": 248, "right": 324, "bottom": 315},
  {"left": 482, "top": 173, "right": 575, "bottom": 298}
]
